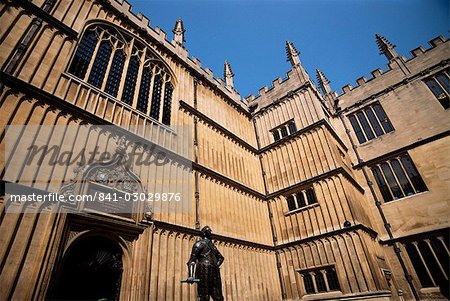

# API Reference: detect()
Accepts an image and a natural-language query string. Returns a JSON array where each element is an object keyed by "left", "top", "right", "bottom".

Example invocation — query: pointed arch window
[{"left": 68, "top": 23, "right": 175, "bottom": 126}]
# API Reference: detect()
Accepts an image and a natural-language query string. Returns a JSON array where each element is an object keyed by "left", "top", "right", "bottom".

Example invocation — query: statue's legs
[
  {"left": 196, "top": 263, "right": 211, "bottom": 301},
  {"left": 211, "top": 269, "right": 224, "bottom": 301}
]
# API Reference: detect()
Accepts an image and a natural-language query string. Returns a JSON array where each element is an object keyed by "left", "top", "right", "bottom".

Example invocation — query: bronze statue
[{"left": 182, "top": 226, "right": 224, "bottom": 301}]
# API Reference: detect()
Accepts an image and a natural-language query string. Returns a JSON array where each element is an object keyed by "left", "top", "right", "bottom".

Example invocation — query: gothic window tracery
[{"left": 68, "top": 23, "right": 175, "bottom": 126}]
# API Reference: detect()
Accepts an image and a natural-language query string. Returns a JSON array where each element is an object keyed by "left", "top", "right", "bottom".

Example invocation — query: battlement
[
  {"left": 245, "top": 68, "right": 308, "bottom": 109},
  {"left": 107, "top": 0, "right": 244, "bottom": 108},
  {"left": 336, "top": 35, "right": 448, "bottom": 98}
]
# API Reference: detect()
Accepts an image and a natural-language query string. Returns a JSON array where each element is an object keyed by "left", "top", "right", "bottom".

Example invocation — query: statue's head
[{"left": 200, "top": 225, "right": 212, "bottom": 239}]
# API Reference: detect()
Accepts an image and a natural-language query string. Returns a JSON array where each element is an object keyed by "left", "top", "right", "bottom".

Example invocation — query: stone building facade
[{"left": 0, "top": 0, "right": 448, "bottom": 300}]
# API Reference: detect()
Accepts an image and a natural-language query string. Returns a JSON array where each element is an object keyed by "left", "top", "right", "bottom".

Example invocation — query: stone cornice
[
  {"left": 179, "top": 100, "right": 257, "bottom": 153},
  {"left": 180, "top": 100, "right": 348, "bottom": 154},
  {"left": 353, "top": 130, "right": 450, "bottom": 169}
]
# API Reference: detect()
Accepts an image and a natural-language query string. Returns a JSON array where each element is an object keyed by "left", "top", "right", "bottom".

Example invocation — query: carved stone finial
[
  {"left": 375, "top": 33, "right": 398, "bottom": 61},
  {"left": 286, "top": 40, "right": 300, "bottom": 66},
  {"left": 172, "top": 18, "right": 186, "bottom": 45},
  {"left": 316, "top": 68, "right": 331, "bottom": 95},
  {"left": 224, "top": 61, "right": 234, "bottom": 89}
]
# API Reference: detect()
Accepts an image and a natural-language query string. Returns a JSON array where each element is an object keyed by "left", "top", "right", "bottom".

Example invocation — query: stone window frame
[
  {"left": 424, "top": 69, "right": 450, "bottom": 110},
  {"left": 271, "top": 119, "right": 297, "bottom": 142},
  {"left": 284, "top": 186, "right": 319, "bottom": 215},
  {"left": 297, "top": 264, "right": 342, "bottom": 295},
  {"left": 348, "top": 101, "right": 394, "bottom": 144},
  {"left": 67, "top": 21, "right": 177, "bottom": 126},
  {"left": 370, "top": 153, "right": 428, "bottom": 203},
  {"left": 402, "top": 233, "right": 449, "bottom": 293}
]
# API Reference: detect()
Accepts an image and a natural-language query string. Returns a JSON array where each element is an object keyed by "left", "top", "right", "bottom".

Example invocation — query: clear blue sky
[{"left": 128, "top": 0, "right": 448, "bottom": 97}]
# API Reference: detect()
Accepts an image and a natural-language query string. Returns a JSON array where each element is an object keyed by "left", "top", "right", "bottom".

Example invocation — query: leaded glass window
[
  {"left": 286, "top": 187, "right": 318, "bottom": 212},
  {"left": 68, "top": 24, "right": 175, "bottom": 126},
  {"left": 121, "top": 55, "right": 140, "bottom": 105},
  {"left": 88, "top": 40, "right": 112, "bottom": 88},
  {"left": 371, "top": 154, "right": 427, "bottom": 202},
  {"left": 137, "top": 66, "right": 152, "bottom": 114},
  {"left": 349, "top": 102, "right": 394, "bottom": 144},
  {"left": 69, "top": 30, "right": 98, "bottom": 79},
  {"left": 162, "top": 82, "right": 173, "bottom": 125},
  {"left": 150, "top": 74, "right": 163, "bottom": 119},
  {"left": 425, "top": 70, "right": 450, "bottom": 109},
  {"left": 300, "top": 266, "right": 341, "bottom": 295},
  {"left": 105, "top": 49, "right": 125, "bottom": 97}
]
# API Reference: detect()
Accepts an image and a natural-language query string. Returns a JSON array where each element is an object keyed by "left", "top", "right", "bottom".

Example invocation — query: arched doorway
[{"left": 51, "top": 235, "right": 123, "bottom": 301}]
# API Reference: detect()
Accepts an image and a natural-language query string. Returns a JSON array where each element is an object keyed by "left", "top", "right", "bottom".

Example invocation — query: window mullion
[
  {"left": 397, "top": 157, "right": 419, "bottom": 194},
  {"left": 354, "top": 114, "right": 369, "bottom": 141},
  {"left": 437, "top": 237, "right": 450, "bottom": 256},
  {"left": 434, "top": 75, "right": 449, "bottom": 97},
  {"left": 146, "top": 64, "right": 157, "bottom": 116},
  {"left": 424, "top": 239, "right": 448, "bottom": 280},
  {"left": 132, "top": 47, "right": 147, "bottom": 109},
  {"left": 117, "top": 38, "right": 135, "bottom": 98},
  {"left": 412, "top": 242, "right": 437, "bottom": 286},
  {"left": 84, "top": 30, "right": 105, "bottom": 82},
  {"left": 370, "top": 106, "right": 386, "bottom": 135},
  {"left": 322, "top": 270, "right": 330, "bottom": 291},
  {"left": 388, "top": 160, "right": 407, "bottom": 197},
  {"left": 362, "top": 109, "right": 378, "bottom": 137},
  {"left": 311, "top": 272, "right": 318, "bottom": 293},
  {"left": 293, "top": 194, "right": 298, "bottom": 210},
  {"left": 101, "top": 39, "right": 118, "bottom": 91},
  {"left": 158, "top": 75, "right": 167, "bottom": 122}
]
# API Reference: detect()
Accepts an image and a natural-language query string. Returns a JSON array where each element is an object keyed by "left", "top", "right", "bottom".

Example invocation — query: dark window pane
[
  {"left": 373, "top": 104, "right": 394, "bottom": 133},
  {"left": 365, "top": 108, "right": 384, "bottom": 136},
  {"left": 400, "top": 156, "right": 427, "bottom": 193},
  {"left": 87, "top": 41, "right": 112, "bottom": 88},
  {"left": 326, "top": 268, "right": 340, "bottom": 291},
  {"left": 122, "top": 56, "right": 140, "bottom": 105},
  {"left": 436, "top": 73, "right": 450, "bottom": 94},
  {"left": 150, "top": 74, "right": 163, "bottom": 120},
  {"left": 391, "top": 159, "right": 415, "bottom": 196},
  {"left": 296, "top": 192, "right": 306, "bottom": 208},
  {"left": 305, "top": 188, "right": 317, "bottom": 205},
  {"left": 405, "top": 243, "right": 434, "bottom": 287},
  {"left": 303, "top": 273, "right": 315, "bottom": 294},
  {"left": 314, "top": 272, "right": 327, "bottom": 292},
  {"left": 162, "top": 82, "right": 173, "bottom": 125},
  {"left": 349, "top": 115, "right": 366, "bottom": 144},
  {"left": 356, "top": 111, "right": 375, "bottom": 140},
  {"left": 273, "top": 131, "right": 280, "bottom": 142},
  {"left": 426, "top": 78, "right": 446, "bottom": 99},
  {"left": 287, "top": 195, "right": 296, "bottom": 211},
  {"left": 418, "top": 241, "right": 446, "bottom": 287},
  {"left": 105, "top": 49, "right": 125, "bottom": 97},
  {"left": 137, "top": 67, "right": 152, "bottom": 114},
  {"left": 288, "top": 122, "right": 297, "bottom": 135},
  {"left": 372, "top": 166, "right": 392, "bottom": 202},
  {"left": 69, "top": 31, "right": 98, "bottom": 79},
  {"left": 280, "top": 126, "right": 289, "bottom": 138},
  {"left": 381, "top": 162, "right": 404, "bottom": 200}
]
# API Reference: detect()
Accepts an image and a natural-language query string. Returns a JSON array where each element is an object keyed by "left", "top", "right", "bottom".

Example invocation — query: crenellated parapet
[{"left": 335, "top": 35, "right": 449, "bottom": 112}]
